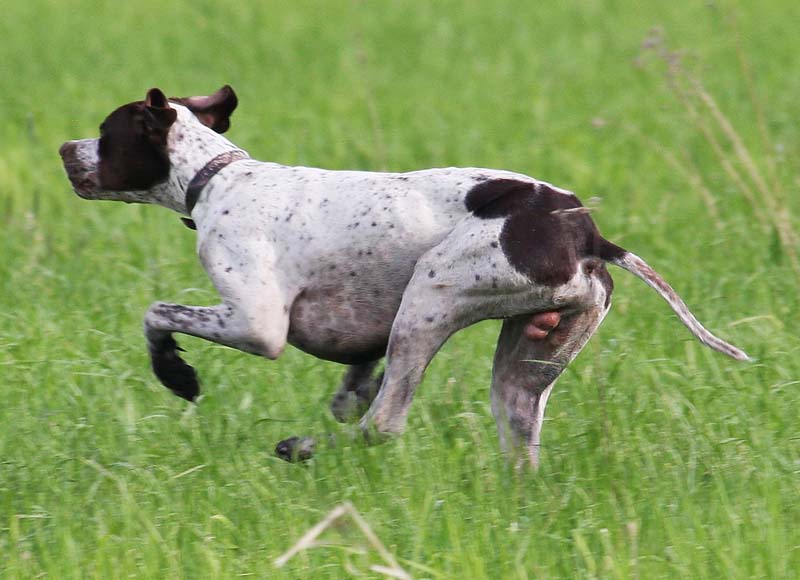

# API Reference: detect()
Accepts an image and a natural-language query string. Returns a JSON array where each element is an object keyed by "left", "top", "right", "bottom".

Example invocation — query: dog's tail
[{"left": 594, "top": 238, "right": 750, "bottom": 361}]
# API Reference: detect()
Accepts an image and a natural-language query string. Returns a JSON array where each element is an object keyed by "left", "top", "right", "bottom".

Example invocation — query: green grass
[{"left": 2, "top": 0, "right": 799, "bottom": 577}]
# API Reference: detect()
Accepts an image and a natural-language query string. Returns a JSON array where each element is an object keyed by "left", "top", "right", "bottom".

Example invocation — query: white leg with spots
[
  {"left": 358, "top": 216, "right": 555, "bottom": 438},
  {"left": 491, "top": 290, "right": 611, "bottom": 469},
  {"left": 144, "top": 298, "right": 290, "bottom": 401},
  {"left": 357, "top": 313, "right": 455, "bottom": 436},
  {"left": 144, "top": 238, "right": 291, "bottom": 401}
]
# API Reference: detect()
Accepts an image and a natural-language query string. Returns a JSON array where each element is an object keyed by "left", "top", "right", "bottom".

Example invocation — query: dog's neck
[
  {"left": 150, "top": 106, "right": 250, "bottom": 215},
  {"left": 185, "top": 149, "right": 251, "bottom": 216}
]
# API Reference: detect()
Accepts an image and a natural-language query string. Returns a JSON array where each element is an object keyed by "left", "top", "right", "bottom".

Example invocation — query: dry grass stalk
[
  {"left": 638, "top": 26, "right": 800, "bottom": 282},
  {"left": 624, "top": 123, "right": 721, "bottom": 229},
  {"left": 274, "top": 501, "right": 413, "bottom": 580}
]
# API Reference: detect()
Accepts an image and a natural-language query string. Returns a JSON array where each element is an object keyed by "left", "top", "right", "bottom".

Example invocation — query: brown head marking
[{"left": 96, "top": 88, "right": 177, "bottom": 191}]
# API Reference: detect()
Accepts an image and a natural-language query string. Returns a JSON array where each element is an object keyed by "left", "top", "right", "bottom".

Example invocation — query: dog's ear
[
  {"left": 173, "top": 85, "right": 238, "bottom": 133},
  {"left": 143, "top": 88, "right": 178, "bottom": 137}
]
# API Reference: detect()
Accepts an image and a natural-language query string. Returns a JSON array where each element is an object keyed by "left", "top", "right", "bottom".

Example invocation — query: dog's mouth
[{"left": 63, "top": 165, "right": 100, "bottom": 198}]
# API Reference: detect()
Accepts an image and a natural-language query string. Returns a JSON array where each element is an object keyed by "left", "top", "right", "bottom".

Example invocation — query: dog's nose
[{"left": 59, "top": 141, "right": 75, "bottom": 160}]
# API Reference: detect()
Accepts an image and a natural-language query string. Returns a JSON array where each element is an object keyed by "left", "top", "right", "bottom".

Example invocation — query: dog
[{"left": 60, "top": 86, "right": 749, "bottom": 467}]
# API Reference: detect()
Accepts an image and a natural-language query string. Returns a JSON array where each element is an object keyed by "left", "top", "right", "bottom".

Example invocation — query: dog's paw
[
  {"left": 330, "top": 391, "right": 372, "bottom": 423},
  {"left": 330, "top": 376, "right": 381, "bottom": 423},
  {"left": 275, "top": 436, "right": 316, "bottom": 462},
  {"left": 149, "top": 337, "right": 200, "bottom": 402}
]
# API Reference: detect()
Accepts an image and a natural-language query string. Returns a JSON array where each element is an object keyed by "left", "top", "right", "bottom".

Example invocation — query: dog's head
[{"left": 59, "top": 86, "right": 238, "bottom": 203}]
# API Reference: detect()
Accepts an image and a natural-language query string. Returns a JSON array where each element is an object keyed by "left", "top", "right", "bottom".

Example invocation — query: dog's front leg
[
  {"left": 144, "top": 233, "right": 291, "bottom": 400},
  {"left": 144, "top": 296, "right": 289, "bottom": 401}
]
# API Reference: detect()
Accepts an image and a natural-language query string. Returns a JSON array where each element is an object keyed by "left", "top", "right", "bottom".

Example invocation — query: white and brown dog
[{"left": 60, "top": 86, "right": 749, "bottom": 467}]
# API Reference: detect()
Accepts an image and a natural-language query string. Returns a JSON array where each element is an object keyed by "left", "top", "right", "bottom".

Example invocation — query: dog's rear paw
[
  {"left": 149, "top": 337, "right": 200, "bottom": 402},
  {"left": 275, "top": 436, "right": 316, "bottom": 462}
]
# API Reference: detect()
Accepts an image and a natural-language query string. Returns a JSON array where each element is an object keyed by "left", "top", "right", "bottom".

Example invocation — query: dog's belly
[{"left": 287, "top": 282, "right": 405, "bottom": 364}]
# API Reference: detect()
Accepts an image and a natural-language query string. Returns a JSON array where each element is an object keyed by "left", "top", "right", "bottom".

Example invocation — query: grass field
[{"left": 2, "top": 0, "right": 799, "bottom": 578}]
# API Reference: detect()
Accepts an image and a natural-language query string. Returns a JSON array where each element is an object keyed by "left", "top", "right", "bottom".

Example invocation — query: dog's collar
[{"left": 185, "top": 149, "right": 250, "bottom": 216}]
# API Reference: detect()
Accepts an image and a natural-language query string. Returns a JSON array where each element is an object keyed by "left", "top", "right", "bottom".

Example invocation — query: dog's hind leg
[
  {"left": 491, "top": 290, "right": 611, "bottom": 470},
  {"left": 329, "top": 361, "right": 384, "bottom": 423},
  {"left": 356, "top": 217, "right": 519, "bottom": 439},
  {"left": 357, "top": 309, "right": 457, "bottom": 438}
]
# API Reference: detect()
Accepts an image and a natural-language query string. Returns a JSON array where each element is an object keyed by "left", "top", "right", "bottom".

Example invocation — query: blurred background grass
[{"left": 1, "top": 0, "right": 799, "bottom": 578}]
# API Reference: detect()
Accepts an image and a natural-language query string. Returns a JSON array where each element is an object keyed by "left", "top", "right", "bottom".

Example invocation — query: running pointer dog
[{"left": 59, "top": 86, "right": 749, "bottom": 467}]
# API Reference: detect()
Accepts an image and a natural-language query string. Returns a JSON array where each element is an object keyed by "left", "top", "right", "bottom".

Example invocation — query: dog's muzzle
[{"left": 60, "top": 140, "right": 100, "bottom": 198}]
